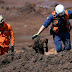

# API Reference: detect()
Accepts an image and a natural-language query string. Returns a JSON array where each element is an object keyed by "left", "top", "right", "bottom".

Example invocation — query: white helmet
[
  {"left": 55, "top": 4, "right": 65, "bottom": 16},
  {"left": 0, "top": 15, "right": 4, "bottom": 24}
]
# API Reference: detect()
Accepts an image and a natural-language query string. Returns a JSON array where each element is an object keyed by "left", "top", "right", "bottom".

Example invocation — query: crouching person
[
  {"left": 0, "top": 15, "right": 15, "bottom": 55},
  {"left": 32, "top": 4, "right": 72, "bottom": 53}
]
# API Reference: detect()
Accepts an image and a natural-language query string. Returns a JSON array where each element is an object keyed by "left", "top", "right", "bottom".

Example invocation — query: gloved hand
[
  {"left": 32, "top": 33, "right": 39, "bottom": 39},
  {"left": 10, "top": 45, "right": 14, "bottom": 52}
]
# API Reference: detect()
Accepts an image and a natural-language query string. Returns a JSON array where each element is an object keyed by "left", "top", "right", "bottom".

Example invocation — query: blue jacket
[{"left": 43, "top": 10, "right": 72, "bottom": 28}]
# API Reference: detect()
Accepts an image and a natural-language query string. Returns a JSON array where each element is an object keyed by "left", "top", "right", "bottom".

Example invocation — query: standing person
[
  {"left": 0, "top": 15, "right": 15, "bottom": 55},
  {"left": 32, "top": 4, "right": 72, "bottom": 52}
]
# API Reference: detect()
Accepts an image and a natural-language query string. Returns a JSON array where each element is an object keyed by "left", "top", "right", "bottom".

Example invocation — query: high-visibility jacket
[
  {"left": 52, "top": 10, "right": 71, "bottom": 33},
  {"left": 0, "top": 22, "right": 15, "bottom": 48}
]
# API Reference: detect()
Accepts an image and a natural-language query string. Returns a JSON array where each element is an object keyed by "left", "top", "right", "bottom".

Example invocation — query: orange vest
[
  {"left": 52, "top": 10, "right": 70, "bottom": 33},
  {"left": 0, "top": 22, "right": 15, "bottom": 48}
]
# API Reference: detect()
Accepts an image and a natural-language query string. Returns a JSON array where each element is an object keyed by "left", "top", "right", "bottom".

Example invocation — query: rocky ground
[{"left": 0, "top": 0, "right": 72, "bottom": 72}]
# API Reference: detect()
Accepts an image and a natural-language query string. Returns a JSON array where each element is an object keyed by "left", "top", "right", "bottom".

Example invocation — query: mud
[
  {"left": 0, "top": 48, "right": 72, "bottom": 72},
  {"left": 0, "top": 0, "right": 72, "bottom": 72},
  {"left": 32, "top": 36, "right": 48, "bottom": 55}
]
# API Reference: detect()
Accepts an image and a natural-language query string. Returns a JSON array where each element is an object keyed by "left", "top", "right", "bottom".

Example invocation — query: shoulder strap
[
  {"left": 52, "top": 11, "right": 57, "bottom": 19},
  {"left": 65, "top": 10, "right": 69, "bottom": 19},
  {"left": 52, "top": 11, "right": 56, "bottom": 15}
]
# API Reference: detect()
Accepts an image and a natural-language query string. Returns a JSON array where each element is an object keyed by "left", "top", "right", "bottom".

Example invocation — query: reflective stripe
[{"left": 4, "top": 31, "right": 9, "bottom": 33}]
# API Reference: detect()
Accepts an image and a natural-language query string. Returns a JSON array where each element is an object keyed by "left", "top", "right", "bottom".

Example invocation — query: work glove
[
  {"left": 10, "top": 45, "right": 14, "bottom": 52},
  {"left": 32, "top": 33, "right": 39, "bottom": 39}
]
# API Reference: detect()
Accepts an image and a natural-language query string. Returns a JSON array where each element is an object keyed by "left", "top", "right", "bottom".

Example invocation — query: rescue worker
[
  {"left": 32, "top": 4, "right": 72, "bottom": 52},
  {"left": 0, "top": 15, "right": 15, "bottom": 55}
]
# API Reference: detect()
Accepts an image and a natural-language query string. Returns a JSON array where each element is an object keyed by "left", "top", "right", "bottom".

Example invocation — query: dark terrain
[{"left": 0, "top": 0, "right": 72, "bottom": 72}]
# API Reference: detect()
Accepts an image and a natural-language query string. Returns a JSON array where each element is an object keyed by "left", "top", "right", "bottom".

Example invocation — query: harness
[{"left": 52, "top": 10, "right": 71, "bottom": 33}]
